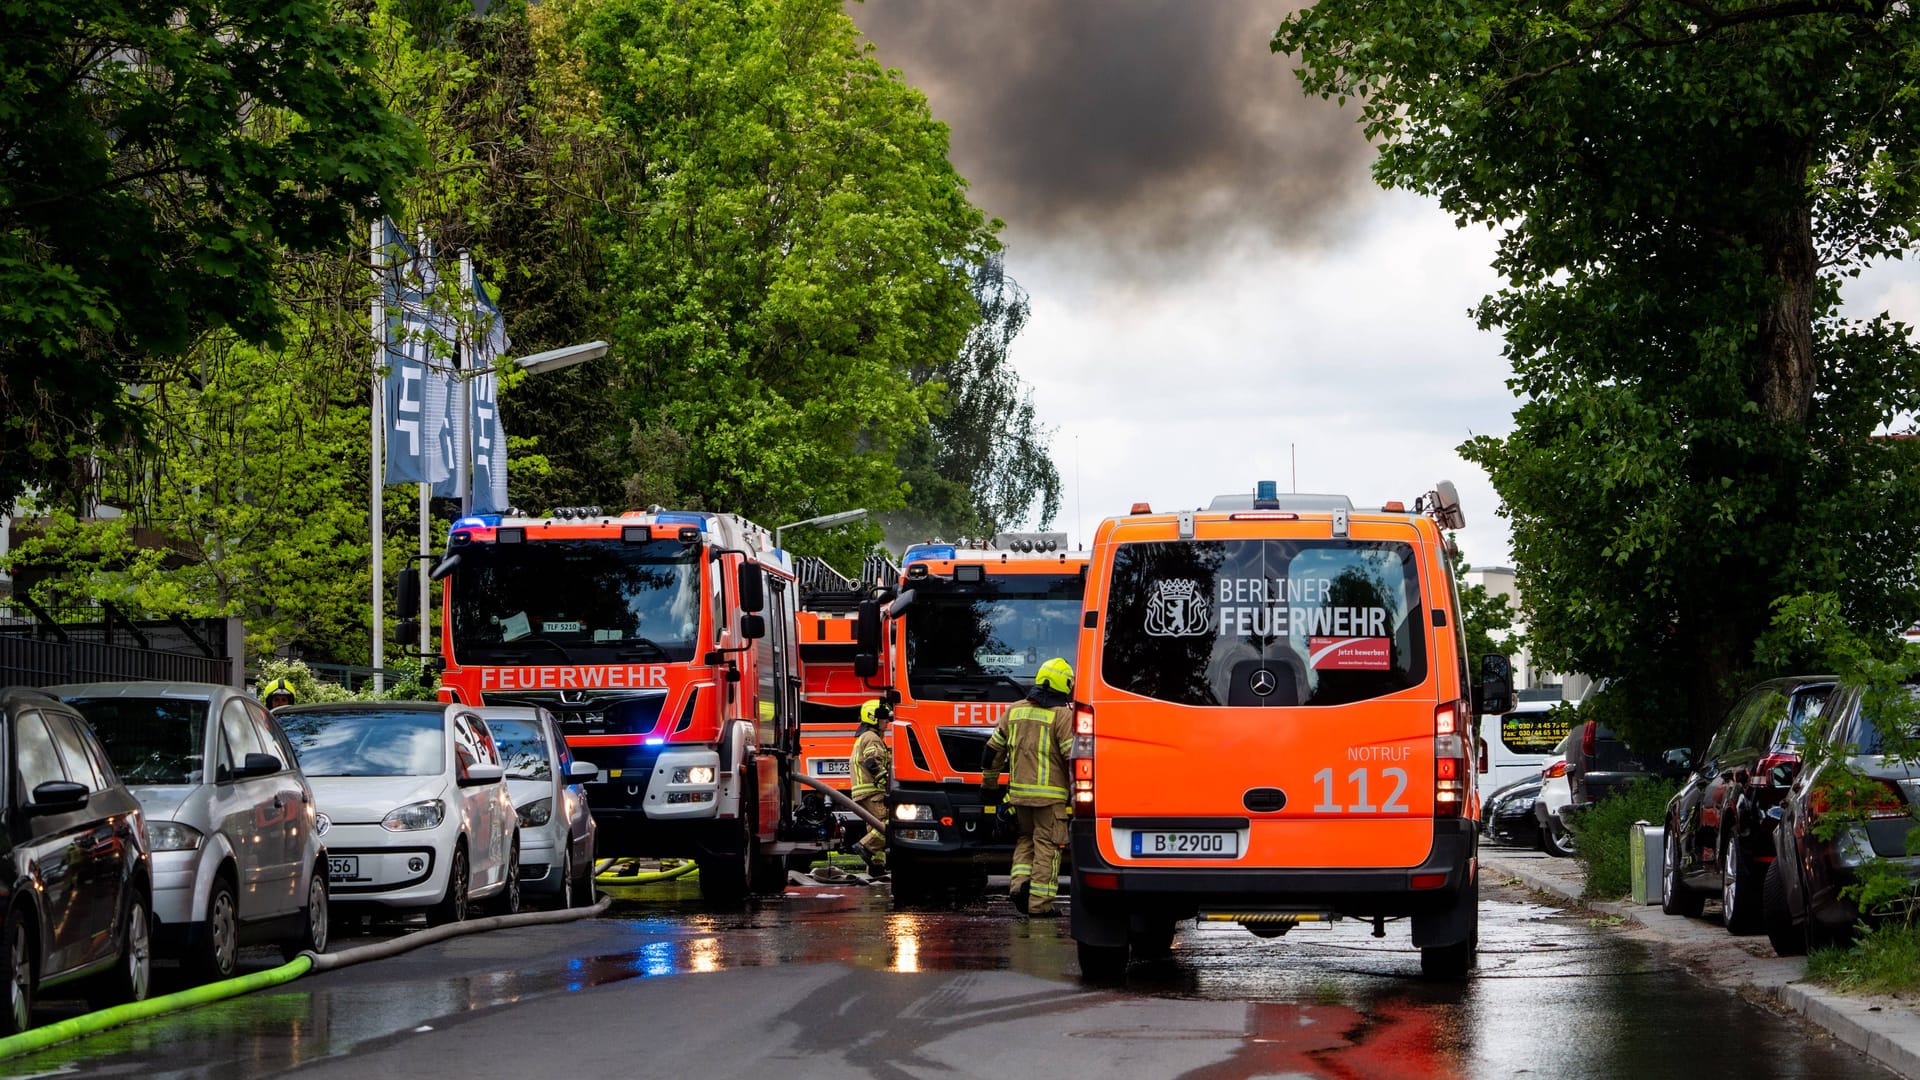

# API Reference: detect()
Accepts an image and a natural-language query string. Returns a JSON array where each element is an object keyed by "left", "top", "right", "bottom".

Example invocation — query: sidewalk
[{"left": 1484, "top": 848, "right": 1920, "bottom": 1079}]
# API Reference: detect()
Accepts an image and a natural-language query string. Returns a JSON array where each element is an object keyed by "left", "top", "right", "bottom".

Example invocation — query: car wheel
[
  {"left": 1539, "top": 814, "right": 1576, "bottom": 857},
  {"left": 1077, "top": 940, "right": 1129, "bottom": 983},
  {"left": 699, "top": 790, "right": 756, "bottom": 904},
  {"left": 283, "top": 862, "right": 330, "bottom": 961},
  {"left": 1, "top": 908, "right": 33, "bottom": 1036},
  {"left": 191, "top": 876, "right": 239, "bottom": 981},
  {"left": 558, "top": 851, "right": 575, "bottom": 911},
  {"left": 1722, "top": 832, "right": 1763, "bottom": 935},
  {"left": 426, "top": 844, "right": 470, "bottom": 927},
  {"left": 1661, "top": 823, "right": 1705, "bottom": 917},
  {"left": 488, "top": 837, "right": 522, "bottom": 916},
  {"left": 571, "top": 844, "right": 597, "bottom": 909},
  {"left": 1763, "top": 858, "right": 1805, "bottom": 956},
  {"left": 89, "top": 890, "right": 151, "bottom": 1009}
]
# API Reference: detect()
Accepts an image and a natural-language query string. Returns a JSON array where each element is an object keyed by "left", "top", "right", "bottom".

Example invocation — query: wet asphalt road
[{"left": 0, "top": 873, "right": 1890, "bottom": 1080}]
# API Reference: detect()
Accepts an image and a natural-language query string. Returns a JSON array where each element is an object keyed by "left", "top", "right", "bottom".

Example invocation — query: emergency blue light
[
  {"left": 654, "top": 512, "right": 711, "bottom": 531},
  {"left": 903, "top": 544, "right": 956, "bottom": 565},
  {"left": 449, "top": 515, "right": 502, "bottom": 537},
  {"left": 1254, "top": 480, "right": 1280, "bottom": 510},
  {"left": 644, "top": 737, "right": 666, "bottom": 746}
]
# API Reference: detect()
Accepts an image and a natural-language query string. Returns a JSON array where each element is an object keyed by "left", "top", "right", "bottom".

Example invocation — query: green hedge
[{"left": 1564, "top": 777, "right": 1679, "bottom": 899}]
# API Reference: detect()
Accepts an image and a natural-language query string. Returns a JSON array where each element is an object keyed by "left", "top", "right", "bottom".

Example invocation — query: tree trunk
[{"left": 1747, "top": 144, "right": 1817, "bottom": 426}]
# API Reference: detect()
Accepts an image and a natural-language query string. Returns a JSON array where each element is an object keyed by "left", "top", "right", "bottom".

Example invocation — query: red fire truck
[
  {"left": 794, "top": 556, "right": 897, "bottom": 801},
  {"left": 426, "top": 507, "right": 834, "bottom": 901},
  {"left": 853, "top": 533, "right": 1089, "bottom": 902}
]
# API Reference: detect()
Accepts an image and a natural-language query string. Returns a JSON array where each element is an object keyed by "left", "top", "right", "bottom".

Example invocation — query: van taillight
[
  {"left": 1072, "top": 703, "right": 1095, "bottom": 813},
  {"left": 1581, "top": 720, "right": 1597, "bottom": 757},
  {"left": 1435, "top": 700, "right": 1469, "bottom": 817}
]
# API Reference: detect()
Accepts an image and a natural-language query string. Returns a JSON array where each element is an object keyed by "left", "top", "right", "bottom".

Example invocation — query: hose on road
[
  {"left": 793, "top": 774, "right": 886, "bottom": 831},
  {"left": 594, "top": 860, "right": 698, "bottom": 885},
  {"left": 0, "top": 894, "right": 614, "bottom": 1062}
]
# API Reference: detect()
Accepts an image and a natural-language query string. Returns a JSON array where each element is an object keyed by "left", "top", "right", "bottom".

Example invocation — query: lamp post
[{"left": 775, "top": 508, "right": 869, "bottom": 551}]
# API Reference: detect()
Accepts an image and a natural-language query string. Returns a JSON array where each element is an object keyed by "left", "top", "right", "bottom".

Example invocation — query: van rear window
[{"left": 1100, "top": 540, "right": 1427, "bottom": 708}]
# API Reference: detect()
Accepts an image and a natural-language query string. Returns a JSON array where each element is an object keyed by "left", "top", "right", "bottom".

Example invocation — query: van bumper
[{"left": 1068, "top": 817, "right": 1477, "bottom": 919}]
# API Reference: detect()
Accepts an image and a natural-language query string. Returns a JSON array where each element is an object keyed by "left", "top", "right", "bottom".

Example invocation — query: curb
[
  {"left": 1485, "top": 853, "right": 1920, "bottom": 1080},
  {"left": 0, "top": 894, "right": 613, "bottom": 1062}
]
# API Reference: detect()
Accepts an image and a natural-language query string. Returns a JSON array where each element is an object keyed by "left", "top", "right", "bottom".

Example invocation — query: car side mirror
[
  {"left": 1664, "top": 747, "right": 1694, "bottom": 771},
  {"left": 567, "top": 760, "right": 598, "bottom": 782},
  {"left": 739, "top": 613, "right": 766, "bottom": 640},
  {"left": 29, "top": 780, "right": 89, "bottom": 813},
  {"left": 460, "top": 763, "right": 505, "bottom": 787},
  {"left": 1472, "top": 654, "right": 1513, "bottom": 715},
  {"left": 241, "top": 752, "right": 282, "bottom": 778}
]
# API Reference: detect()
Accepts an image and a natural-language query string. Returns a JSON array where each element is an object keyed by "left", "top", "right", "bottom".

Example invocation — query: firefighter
[
  {"left": 851, "top": 698, "right": 893, "bottom": 880},
  {"left": 261, "top": 677, "right": 296, "bottom": 711},
  {"left": 982, "top": 656, "right": 1075, "bottom": 916}
]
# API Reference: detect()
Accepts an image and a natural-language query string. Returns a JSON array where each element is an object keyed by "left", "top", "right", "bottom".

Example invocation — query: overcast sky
[{"left": 853, "top": 1, "right": 1920, "bottom": 569}]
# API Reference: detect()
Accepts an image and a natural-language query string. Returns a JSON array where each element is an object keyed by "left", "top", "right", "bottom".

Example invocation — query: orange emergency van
[{"left": 1067, "top": 481, "right": 1513, "bottom": 980}]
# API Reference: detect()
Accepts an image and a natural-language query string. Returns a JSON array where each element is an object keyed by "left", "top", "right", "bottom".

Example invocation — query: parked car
[
  {"left": 1534, "top": 750, "right": 1577, "bottom": 857},
  {"left": 55, "top": 681, "right": 331, "bottom": 976},
  {"left": 0, "top": 687, "right": 153, "bottom": 1033},
  {"left": 1479, "top": 698, "right": 1575, "bottom": 795},
  {"left": 1660, "top": 675, "right": 1834, "bottom": 933},
  {"left": 1482, "top": 774, "right": 1544, "bottom": 849},
  {"left": 1565, "top": 718, "right": 1661, "bottom": 808},
  {"left": 277, "top": 703, "right": 519, "bottom": 926},
  {"left": 474, "top": 707, "right": 598, "bottom": 909},
  {"left": 1766, "top": 684, "right": 1920, "bottom": 955}
]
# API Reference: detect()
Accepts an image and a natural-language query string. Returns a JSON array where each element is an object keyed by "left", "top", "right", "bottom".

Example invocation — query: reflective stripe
[
  {"left": 1030, "top": 882, "right": 1057, "bottom": 897},
  {"left": 1010, "top": 782, "right": 1067, "bottom": 799},
  {"left": 851, "top": 784, "right": 884, "bottom": 797},
  {"left": 1010, "top": 863, "right": 1031, "bottom": 876}
]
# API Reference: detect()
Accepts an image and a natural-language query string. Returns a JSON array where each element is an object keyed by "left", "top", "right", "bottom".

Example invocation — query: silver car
[
  {"left": 55, "top": 682, "right": 329, "bottom": 977},
  {"left": 476, "top": 707, "right": 597, "bottom": 908}
]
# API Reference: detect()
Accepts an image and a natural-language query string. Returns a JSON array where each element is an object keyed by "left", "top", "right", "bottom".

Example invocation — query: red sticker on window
[{"left": 1308, "top": 637, "right": 1392, "bottom": 670}]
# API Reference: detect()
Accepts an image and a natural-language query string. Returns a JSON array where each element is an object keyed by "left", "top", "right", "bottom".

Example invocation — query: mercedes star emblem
[{"left": 1249, "top": 669, "right": 1278, "bottom": 697}]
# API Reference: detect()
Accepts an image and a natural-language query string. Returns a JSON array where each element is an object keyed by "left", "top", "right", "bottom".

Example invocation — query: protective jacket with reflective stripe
[
  {"left": 851, "top": 727, "right": 890, "bottom": 798},
  {"left": 983, "top": 701, "right": 1072, "bottom": 806}
]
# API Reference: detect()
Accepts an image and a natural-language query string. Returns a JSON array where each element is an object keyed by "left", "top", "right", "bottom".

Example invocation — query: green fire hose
[
  {"left": 0, "top": 954, "right": 313, "bottom": 1062},
  {"left": 594, "top": 859, "right": 698, "bottom": 885}
]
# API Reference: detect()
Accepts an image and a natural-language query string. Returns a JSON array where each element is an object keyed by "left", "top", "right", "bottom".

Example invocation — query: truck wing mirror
[
  {"left": 737, "top": 563, "right": 766, "bottom": 613},
  {"left": 429, "top": 552, "right": 462, "bottom": 581},
  {"left": 1473, "top": 653, "right": 1513, "bottom": 715},
  {"left": 856, "top": 598, "right": 882, "bottom": 652},
  {"left": 739, "top": 613, "right": 766, "bottom": 640},
  {"left": 396, "top": 567, "right": 421, "bottom": 621},
  {"left": 854, "top": 652, "right": 879, "bottom": 679},
  {"left": 886, "top": 589, "right": 915, "bottom": 617}
]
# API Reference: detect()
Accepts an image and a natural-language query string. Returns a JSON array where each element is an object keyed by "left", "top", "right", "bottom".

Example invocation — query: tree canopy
[{"left": 1277, "top": 0, "right": 1920, "bottom": 749}]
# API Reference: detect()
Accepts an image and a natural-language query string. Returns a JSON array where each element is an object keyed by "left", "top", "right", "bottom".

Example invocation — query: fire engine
[
  {"left": 794, "top": 555, "right": 897, "bottom": 809},
  {"left": 853, "top": 532, "right": 1089, "bottom": 902},
  {"left": 424, "top": 506, "right": 834, "bottom": 901}
]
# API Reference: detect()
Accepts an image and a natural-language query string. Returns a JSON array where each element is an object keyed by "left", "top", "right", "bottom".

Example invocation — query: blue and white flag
[
  {"left": 468, "top": 277, "right": 511, "bottom": 514},
  {"left": 381, "top": 220, "right": 458, "bottom": 487}
]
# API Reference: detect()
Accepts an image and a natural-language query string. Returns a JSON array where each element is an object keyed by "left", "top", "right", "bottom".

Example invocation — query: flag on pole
[
  {"left": 381, "top": 220, "right": 458, "bottom": 487},
  {"left": 469, "top": 277, "right": 511, "bottom": 514}
]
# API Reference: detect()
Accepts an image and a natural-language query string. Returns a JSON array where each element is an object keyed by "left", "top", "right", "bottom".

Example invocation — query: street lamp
[
  {"left": 513, "top": 341, "right": 609, "bottom": 376},
  {"left": 776, "top": 508, "right": 868, "bottom": 550}
]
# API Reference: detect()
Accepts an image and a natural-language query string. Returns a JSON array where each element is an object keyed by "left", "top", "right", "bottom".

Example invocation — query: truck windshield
[
  {"left": 1100, "top": 539, "right": 1427, "bottom": 708},
  {"left": 904, "top": 572, "right": 1084, "bottom": 702},
  {"left": 449, "top": 538, "right": 701, "bottom": 664}
]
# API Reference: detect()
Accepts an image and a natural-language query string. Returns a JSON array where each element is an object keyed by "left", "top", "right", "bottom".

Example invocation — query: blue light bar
[
  {"left": 654, "top": 512, "right": 711, "bottom": 531},
  {"left": 903, "top": 543, "right": 957, "bottom": 565},
  {"left": 1254, "top": 480, "right": 1280, "bottom": 510},
  {"left": 448, "top": 515, "right": 502, "bottom": 540},
  {"left": 644, "top": 737, "right": 666, "bottom": 746}
]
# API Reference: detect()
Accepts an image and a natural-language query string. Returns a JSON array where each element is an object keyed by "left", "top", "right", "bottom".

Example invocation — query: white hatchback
[
  {"left": 475, "top": 707, "right": 597, "bottom": 909},
  {"left": 278, "top": 703, "right": 520, "bottom": 924}
]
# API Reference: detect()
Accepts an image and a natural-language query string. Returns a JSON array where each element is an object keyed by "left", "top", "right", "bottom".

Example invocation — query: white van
[{"left": 1478, "top": 699, "right": 1574, "bottom": 794}]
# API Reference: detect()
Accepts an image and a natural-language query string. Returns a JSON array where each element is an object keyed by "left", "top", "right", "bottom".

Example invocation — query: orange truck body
[
  {"left": 433, "top": 509, "right": 830, "bottom": 897},
  {"left": 1067, "top": 485, "right": 1497, "bottom": 976}
]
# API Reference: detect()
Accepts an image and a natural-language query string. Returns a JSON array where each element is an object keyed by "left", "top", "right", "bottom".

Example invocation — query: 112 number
[{"left": 1311, "top": 767, "right": 1410, "bottom": 814}]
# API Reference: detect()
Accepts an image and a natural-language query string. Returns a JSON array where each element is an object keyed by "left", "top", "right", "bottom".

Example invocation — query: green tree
[
  {"left": 577, "top": 0, "right": 998, "bottom": 537},
  {"left": 1276, "top": 1, "right": 1920, "bottom": 750},
  {"left": 896, "top": 256, "right": 1061, "bottom": 542},
  {"left": 0, "top": 0, "right": 422, "bottom": 505}
]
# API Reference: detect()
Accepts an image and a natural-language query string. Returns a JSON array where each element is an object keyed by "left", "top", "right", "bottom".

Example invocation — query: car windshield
[
  {"left": 903, "top": 573, "right": 1084, "bottom": 703},
  {"left": 279, "top": 709, "right": 445, "bottom": 777},
  {"left": 449, "top": 538, "right": 702, "bottom": 665},
  {"left": 65, "top": 697, "right": 206, "bottom": 785},
  {"left": 486, "top": 717, "right": 551, "bottom": 780}
]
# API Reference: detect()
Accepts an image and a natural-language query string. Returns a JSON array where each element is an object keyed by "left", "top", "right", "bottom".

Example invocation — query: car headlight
[
  {"left": 517, "top": 798, "right": 552, "bottom": 828},
  {"left": 672, "top": 766, "right": 716, "bottom": 785},
  {"left": 382, "top": 799, "right": 445, "bottom": 832},
  {"left": 894, "top": 802, "right": 934, "bottom": 822},
  {"left": 145, "top": 821, "right": 204, "bottom": 851}
]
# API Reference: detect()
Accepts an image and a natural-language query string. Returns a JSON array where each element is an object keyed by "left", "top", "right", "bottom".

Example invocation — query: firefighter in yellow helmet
[
  {"left": 261, "top": 678, "right": 296, "bottom": 711},
  {"left": 850, "top": 699, "right": 893, "bottom": 880},
  {"left": 982, "top": 656, "right": 1075, "bottom": 916}
]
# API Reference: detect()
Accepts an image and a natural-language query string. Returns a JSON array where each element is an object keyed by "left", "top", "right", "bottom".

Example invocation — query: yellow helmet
[
  {"left": 859, "top": 699, "right": 889, "bottom": 726},
  {"left": 1035, "top": 657, "right": 1074, "bottom": 696},
  {"left": 262, "top": 677, "right": 296, "bottom": 705}
]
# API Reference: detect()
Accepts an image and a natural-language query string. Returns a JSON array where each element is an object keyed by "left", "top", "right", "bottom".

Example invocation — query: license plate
[
  {"left": 327, "top": 855, "right": 360, "bottom": 880},
  {"left": 814, "top": 758, "right": 851, "bottom": 777},
  {"left": 1130, "top": 831, "right": 1239, "bottom": 858}
]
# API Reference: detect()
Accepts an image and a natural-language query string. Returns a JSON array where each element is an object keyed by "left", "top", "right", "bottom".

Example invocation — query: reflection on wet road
[{"left": 1, "top": 878, "right": 1886, "bottom": 1079}]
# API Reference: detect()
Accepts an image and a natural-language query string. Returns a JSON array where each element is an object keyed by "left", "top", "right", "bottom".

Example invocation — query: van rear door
[{"left": 1089, "top": 519, "right": 1446, "bottom": 870}]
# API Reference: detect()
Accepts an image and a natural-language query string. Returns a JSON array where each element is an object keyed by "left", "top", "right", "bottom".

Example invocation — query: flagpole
[
  {"left": 459, "top": 251, "right": 475, "bottom": 517},
  {"left": 369, "top": 219, "right": 386, "bottom": 691}
]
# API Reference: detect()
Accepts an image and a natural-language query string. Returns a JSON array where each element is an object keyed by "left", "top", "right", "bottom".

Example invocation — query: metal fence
[{"left": 1, "top": 634, "right": 230, "bottom": 687}]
